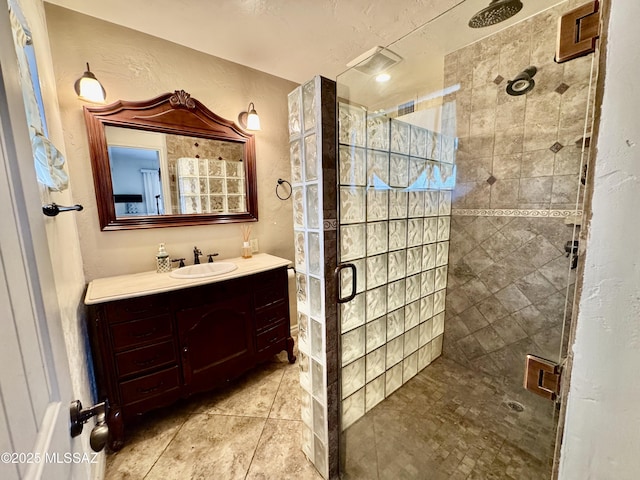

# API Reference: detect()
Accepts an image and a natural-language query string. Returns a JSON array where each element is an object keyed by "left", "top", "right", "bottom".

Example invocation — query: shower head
[
  {"left": 468, "top": 0, "right": 523, "bottom": 28},
  {"left": 506, "top": 66, "right": 537, "bottom": 96}
]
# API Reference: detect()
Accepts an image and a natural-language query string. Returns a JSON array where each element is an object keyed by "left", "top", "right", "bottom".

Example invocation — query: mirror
[{"left": 84, "top": 90, "right": 258, "bottom": 230}]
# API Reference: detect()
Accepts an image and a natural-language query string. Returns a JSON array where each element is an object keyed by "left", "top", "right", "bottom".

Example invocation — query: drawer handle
[
  {"left": 138, "top": 382, "right": 164, "bottom": 395},
  {"left": 124, "top": 303, "right": 156, "bottom": 314},
  {"left": 134, "top": 355, "right": 161, "bottom": 367},
  {"left": 131, "top": 328, "right": 157, "bottom": 339},
  {"left": 268, "top": 337, "right": 279, "bottom": 344}
]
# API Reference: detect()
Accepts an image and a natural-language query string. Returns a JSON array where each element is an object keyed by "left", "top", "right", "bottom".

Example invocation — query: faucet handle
[
  {"left": 207, "top": 253, "right": 219, "bottom": 263},
  {"left": 171, "top": 258, "right": 185, "bottom": 268}
]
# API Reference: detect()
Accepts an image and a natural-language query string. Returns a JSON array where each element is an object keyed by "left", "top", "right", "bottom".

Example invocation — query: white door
[{"left": 0, "top": 4, "right": 86, "bottom": 479}]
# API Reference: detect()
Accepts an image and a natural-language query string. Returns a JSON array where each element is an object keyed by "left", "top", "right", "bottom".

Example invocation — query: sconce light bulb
[
  {"left": 246, "top": 111, "right": 261, "bottom": 130},
  {"left": 239, "top": 102, "right": 261, "bottom": 131},
  {"left": 74, "top": 63, "right": 106, "bottom": 103}
]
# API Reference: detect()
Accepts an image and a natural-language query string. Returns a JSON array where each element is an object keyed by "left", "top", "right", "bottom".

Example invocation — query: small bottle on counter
[
  {"left": 156, "top": 243, "right": 171, "bottom": 273},
  {"left": 241, "top": 241, "right": 252, "bottom": 259}
]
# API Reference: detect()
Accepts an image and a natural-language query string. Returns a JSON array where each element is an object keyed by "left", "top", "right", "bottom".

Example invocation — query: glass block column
[
  {"left": 337, "top": 103, "right": 456, "bottom": 431},
  {"left": 288, "top": 76, "right": 339, "bottom": 479}
]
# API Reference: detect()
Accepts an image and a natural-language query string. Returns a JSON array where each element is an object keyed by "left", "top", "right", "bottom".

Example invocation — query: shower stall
[{"left": 289, "top": 0, "right": 597, "bottom": 478}]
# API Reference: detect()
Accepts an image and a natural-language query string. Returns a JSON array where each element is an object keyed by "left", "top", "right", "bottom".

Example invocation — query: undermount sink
[{"left": 169, "top": 262, "right": 238, "bottom": 279}]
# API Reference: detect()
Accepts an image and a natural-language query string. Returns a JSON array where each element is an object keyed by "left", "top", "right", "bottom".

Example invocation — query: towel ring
[{"left": 276, "top": 178, "right": 292, "bottom": 200}]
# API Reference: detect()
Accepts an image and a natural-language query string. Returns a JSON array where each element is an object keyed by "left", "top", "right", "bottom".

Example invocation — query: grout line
[
  {"left": 266, "top": 366, "right": 287, "bottom": 419},
  {"left": 141, "top": 414, "right": 190, "bottom": 480},
  {"left": 194, "top": 411, "right": 272, "bottom": 420},
  {"left": 371, "top": 410, "right": 381, "bottom": 480},
  {"left": 243, "top": 366, "right": 287, "bottom": 479}
]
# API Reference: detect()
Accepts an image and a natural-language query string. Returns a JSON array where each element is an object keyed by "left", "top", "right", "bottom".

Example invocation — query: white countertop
[{"left": 85, "top": 253, "right": 292, "bottom": 305}]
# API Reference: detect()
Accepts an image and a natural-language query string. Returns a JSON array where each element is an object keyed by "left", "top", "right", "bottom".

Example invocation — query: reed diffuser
[{"left": 241, "top": 225, "right": 252, "bottom": 258}]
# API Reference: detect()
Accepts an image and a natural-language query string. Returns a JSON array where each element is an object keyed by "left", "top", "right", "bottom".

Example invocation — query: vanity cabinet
[{"left": 87, "top": 265, "right": 295, "bottom": 451}]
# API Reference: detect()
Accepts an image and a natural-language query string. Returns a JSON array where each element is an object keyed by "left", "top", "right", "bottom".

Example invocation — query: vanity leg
[
  {"left": 107, "top": 407, "right": 125, "bottom": 452},
  {"left": 286, "top": 336, "right": 296, "bottom": 364}
]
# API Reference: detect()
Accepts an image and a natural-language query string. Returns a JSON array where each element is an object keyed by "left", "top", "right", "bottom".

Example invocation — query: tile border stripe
[
  {"left": 324, "top": 219, "right": 337, "bottom": 231},
  {"left": 452, "top": 208, "right": 582, "bottom": 218}
]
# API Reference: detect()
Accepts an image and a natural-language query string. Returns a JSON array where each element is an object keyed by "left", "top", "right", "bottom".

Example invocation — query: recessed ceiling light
[{"left": 376, "top": 73, "right": 391, "bottom": 83}]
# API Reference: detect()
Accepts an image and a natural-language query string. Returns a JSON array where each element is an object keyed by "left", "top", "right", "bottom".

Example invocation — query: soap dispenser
[{"left": 156, "top": 243, "right": 171, "bottom": 273}]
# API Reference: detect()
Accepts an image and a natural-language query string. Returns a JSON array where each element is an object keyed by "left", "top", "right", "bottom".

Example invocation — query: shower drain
[{"left": 505, "top": 401, "right": 525, "bottom": 413}]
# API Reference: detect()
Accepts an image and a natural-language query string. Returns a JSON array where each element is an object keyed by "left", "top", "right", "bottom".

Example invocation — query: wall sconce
[
  {"left": 238, "top": 102, "right": 261, "bottom": 131},
  {"left": 74, "top": 63, "right": 106, "bottom": 103}
]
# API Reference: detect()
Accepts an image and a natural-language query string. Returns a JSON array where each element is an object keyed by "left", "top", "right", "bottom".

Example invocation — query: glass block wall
[
  {"left": 288, "top": 76, "right": 339, "bottom": 479},
  {"left": 337, "top": 103, "right": 456, "bottom": 430},
  {"left": 289, "top": 78, "right": 457, "bottom": 476},
  {"left": 176, "top": 157, "right": 245, "bottom": 213}
]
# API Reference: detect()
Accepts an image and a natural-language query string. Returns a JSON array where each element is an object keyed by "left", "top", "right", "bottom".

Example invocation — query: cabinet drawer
[
  {"left": 119, "top": 366, "right": 181, "bottom": 406},
  {"left": 105, "top": 295, "right": 169, "bottom": 323},
  {"left": 111, "top": 314, "right": 173, "bottom": 352},
  {"left": 253, "top": 270, "right": 287, "bottom": 309},
  {"left": 256, "top": 321, "right": 288, "bottom": 352},
  {"left": 255, "top": 301, "right": 288, "bottom": 331},
  {"left": 115, "top": 340, "right": 176, "bottom": 378}
]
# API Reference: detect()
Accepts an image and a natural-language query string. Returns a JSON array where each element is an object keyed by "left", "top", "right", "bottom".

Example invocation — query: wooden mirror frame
[{"left": 83, "top": 90, "right": 258, "bottom": 230}]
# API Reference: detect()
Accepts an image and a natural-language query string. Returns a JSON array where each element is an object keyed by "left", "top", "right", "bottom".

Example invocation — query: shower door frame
[{"left": 331, "top": 2, "right": 603, "bottom": 479}]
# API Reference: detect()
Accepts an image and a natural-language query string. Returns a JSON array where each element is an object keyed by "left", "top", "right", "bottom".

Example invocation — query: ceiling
[{"left": 44, "top": 0, "right": 564, "bottom": 85}]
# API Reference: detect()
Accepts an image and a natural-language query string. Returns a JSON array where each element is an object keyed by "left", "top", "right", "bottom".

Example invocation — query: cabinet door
[{"left": 176, "top": 293, "right": 254, "bottom": 395}]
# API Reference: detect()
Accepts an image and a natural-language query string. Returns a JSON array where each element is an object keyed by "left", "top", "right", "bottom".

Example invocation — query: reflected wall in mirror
[
  {"left": 105, "top": 127, "right": 246, "bottom": 216},
  {"left": 84, "top": 90, "right": 258, "bottom": 230}
]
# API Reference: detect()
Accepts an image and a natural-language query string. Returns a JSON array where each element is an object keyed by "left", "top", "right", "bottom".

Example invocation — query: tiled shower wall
[
  {"left": 444, "top": 215, "right": 576, "bottom": 386},
  {"left": 444, "top": 4, "right": 592, "bottom": 212},
  {"left": 441, "top": 4, "right": 592, "bottom": 386},
  {"left": 337, "top": 103, "right": 456, "bottom": 430}
]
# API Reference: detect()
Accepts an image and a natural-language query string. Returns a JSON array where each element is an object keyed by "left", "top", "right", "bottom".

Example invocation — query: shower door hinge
[
  {"left": 524, "top": 355, "right": 562, "bottom": 401},
  {"left": 556, "top": 0, "right": 601, "bottom": 63}
]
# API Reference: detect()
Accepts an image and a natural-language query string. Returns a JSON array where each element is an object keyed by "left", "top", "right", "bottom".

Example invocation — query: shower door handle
[{"left": 335, "top": 263, "right": 357, "bottom": 304}]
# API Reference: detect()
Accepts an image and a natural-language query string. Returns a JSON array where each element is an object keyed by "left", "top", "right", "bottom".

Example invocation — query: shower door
[
  {"left": 336, "top": 105, "right": 455, "bottom": 428},
  {"left": 335, "top": 0, "right": 597, "bottom": 479}
]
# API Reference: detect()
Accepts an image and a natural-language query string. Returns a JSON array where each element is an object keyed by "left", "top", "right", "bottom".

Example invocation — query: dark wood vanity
[{"left": 86, "top": 258, "right": 295, "bottom": 451}]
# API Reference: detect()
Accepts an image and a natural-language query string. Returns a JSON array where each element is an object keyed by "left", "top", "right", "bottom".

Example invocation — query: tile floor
[
  {"left": 342, "top": 357, "right": 557, "bottom": 480},
  {"left": 107, "top": 348, "right": 557, "bottom": 480},
  {"left": 104, "top": 346, "right": 323, "bottom": 480}
]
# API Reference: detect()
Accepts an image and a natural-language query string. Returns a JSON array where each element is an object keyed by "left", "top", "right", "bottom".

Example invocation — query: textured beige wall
[
  {"left": 560, "top": 2, "right": 640, "bottom": 477},
  {"left": 45, "top": 4, "right": 297, "bottom": 281}
]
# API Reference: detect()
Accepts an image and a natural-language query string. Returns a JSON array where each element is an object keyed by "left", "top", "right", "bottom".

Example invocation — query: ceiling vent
[
  {"left": 398, "top": 100, "right": 415, "bottom": 116},
  {"left": 347, "top": 46, "right": 402, "bottom": 75}
]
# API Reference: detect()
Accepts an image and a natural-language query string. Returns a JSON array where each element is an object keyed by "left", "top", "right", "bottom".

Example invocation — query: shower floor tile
[{"left": 342, "top": 357, "right": 557, "bottom": 480}]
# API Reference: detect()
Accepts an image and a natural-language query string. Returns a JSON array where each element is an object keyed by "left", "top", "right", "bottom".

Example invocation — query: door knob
[
  {"left": 69, "top": 399, "right": 109, "bottom": 452},
  {"left": 89, "top": 421, "right": 109, "bottom": 452}
]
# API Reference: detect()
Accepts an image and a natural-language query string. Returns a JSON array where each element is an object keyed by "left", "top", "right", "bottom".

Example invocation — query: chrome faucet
[{"left": 193, "top": 246, "right": 202, "bottom": 264}]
